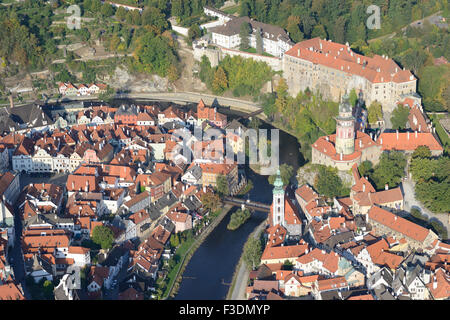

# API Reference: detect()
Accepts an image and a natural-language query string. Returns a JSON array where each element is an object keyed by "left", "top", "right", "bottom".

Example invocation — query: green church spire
[{"left": 273, "top": 168, "right": 284, "bottom": 195}]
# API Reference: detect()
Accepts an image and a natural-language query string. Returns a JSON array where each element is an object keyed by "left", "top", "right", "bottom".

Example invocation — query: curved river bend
[{"left": 174, "top": 120, "right": 302, "bottom": 300}]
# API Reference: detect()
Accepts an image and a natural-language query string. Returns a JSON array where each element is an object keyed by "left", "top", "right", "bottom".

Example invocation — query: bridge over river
[{"left": 223, "top": 196, "right": 271, "bottom": 212}]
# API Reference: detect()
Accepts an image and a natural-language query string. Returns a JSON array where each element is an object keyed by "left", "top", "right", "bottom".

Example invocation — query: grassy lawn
[
  {"left": 222, "top": 5, "right": 240, "bottom": 15},
  {"left": 429, "top": 114, "right": 450, "bottom": 147},
  {"left": 241, "top": 47, "right": 275, "bottom": 57},
  {"left": 162, "top": 236, "right": 195, "bottom": 298}
]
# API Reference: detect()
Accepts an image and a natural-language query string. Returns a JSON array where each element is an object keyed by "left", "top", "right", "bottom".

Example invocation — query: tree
[
  {"left": 55, "top": 68, "right": 76, "bottom": 83},
  {"left": 198, "top": 55, "right": 213, "bottom": 84},
  {"left": 412, "top": 145, "right": 432, "bottom": 159},
  {"left": 358, "top": 160, "right": 373, "bottom": 177},
  {"left": 167, "top": 64, "right": 179, "bottom": 83},
  {"left": 200, "top": 192, "right": 221, "bottom": 213},
  {"left": 133, "top": 33, "right": 177, "bottom": 77},
  {"left": 42, "top": 280, "right": 54, "bottom": 300},
  {"left": 275, "top": 78, "right": 289, "bottom": 114},
  {"left": 212, "top": 66, "right": 228, "bottom": 94},
  {"left": 170, "top": 233, "right": 180, "bottom": 248},
  {"left": 188, "top": 24, "right": 202, "bottom": 43},
  {"left": 311, "top": 24, "right": 327, "bottom": 39},
  {"left": 255, "top": 27, "right": 263, "bottom": 54},
  {"left": 243, "top": 237, "right": 262, "bottom": 270},
  {"left": 100, "top": 3, "right": 114, "bottom": 18},
  {"left": 115, "top": 6, "right": 127, "bottom": 21},
  {"left": 315, "top": 165, "right": 344, "bottom": 198},
  {"left": 367, "top": 101, "right": 383, "bottom": 124},
  {"left": 391, "top": 104, "right": 410, "bottom": 130},
  {"left": 215, "top": 174, "right": 230, "bottom": 196},
  {"left": 286, "top": 16, "right": 304, "bottom": 43},
  {"left": 172, "top": 0, "right": 183, "bottom": 17},
  {"left": 239, "top": 22, "right": 251, "bottom": 51},
  {"left": 370, "top": 151, "right": 407, "bottom": 189},
  {"left": 349, "top": 89, "right": 358, "bottom": 107},
  {"left": 268, "top": 164, "right": 293, "bottom": 186},
  {"left": 141, "top": 7, "right": 168, "bottom": 33},
  {"left": 401, "top": 48, "right": 428, "bottom": 75},
  {"left": 92, "top": 225, "right": 114, "bottom": 250},
  {"left": 227, "top": 208, "right": 251, "bottom": 230},
  {"left": 282, "top": 260, "right": 294, "bottom": 270}
]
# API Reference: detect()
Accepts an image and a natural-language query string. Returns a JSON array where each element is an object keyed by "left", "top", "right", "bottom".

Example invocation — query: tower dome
[{"left": 335, "top": 94, "right": 355, "bottom": 155}]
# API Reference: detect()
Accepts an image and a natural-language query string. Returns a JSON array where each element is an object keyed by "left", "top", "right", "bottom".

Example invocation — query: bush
[
  {"left": 315, "top": 165, "right": 345, "bottom": 198},
  {"left": 227, "top": 208, "right": 251, "bottom": 231}
]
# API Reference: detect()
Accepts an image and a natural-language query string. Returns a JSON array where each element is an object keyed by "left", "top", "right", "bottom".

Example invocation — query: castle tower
[
  {"left": 272, "top": 169, "right": 285, "bottom": 227},
  {"left": 335, "top": 93, "right": 355, "bottom": 155}
]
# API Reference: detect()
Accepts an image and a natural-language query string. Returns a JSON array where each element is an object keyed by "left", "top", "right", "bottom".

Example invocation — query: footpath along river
[
  {"left": 49, "top": 98, "right": 302, "bottom": 300},
  {"left": 174, "top": 120, "right": 302, "bottom": 300}
]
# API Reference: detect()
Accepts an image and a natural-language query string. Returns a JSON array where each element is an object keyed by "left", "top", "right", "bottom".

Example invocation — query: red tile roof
[
  {"left": 368, "top": 206, "right": 431, "bottom": 242},
  {"left": 285, "top": 38, "right": 415, "bottom": 84},
  {"left": 379, "top": 132, "right": 443, "bottom": 151}
]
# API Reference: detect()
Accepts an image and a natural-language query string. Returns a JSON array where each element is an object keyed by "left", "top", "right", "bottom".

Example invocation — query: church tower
[
  {"left": 272, "top": 169, "right": 285, "bottom": 227},
  {"left": 335, "top": 93, "right": 355, "bottom": 155}
]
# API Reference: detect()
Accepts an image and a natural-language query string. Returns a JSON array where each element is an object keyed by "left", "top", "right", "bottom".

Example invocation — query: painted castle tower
[{"left": 335, "top": 93, "right": 356, "bottom": 155}]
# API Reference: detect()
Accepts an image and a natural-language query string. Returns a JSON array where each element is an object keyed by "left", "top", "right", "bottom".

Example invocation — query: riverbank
[
  {"left": 164, "top": 204, "right": 233, "bottom": 299},
  {"left": 226, "top": 219, "right": 266, "bottom": 300}
]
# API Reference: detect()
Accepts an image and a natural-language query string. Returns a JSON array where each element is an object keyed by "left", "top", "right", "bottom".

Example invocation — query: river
[
  {"left": 51, "top": 98, "right": 303, "bottom": 300},
  {"left": 174, "top": 118, "right": 302, "bottom": 300}
]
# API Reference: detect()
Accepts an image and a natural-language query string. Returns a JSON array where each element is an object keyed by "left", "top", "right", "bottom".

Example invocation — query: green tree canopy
[
  {"left": 315, "top": 165, "right": 345, "bottom": 198},
  {"left": 212, "top": 66, "right": 228, "bottom": 94},
  {"left": 391, "top": 104, "right": 410, "bottom": 130},
  {"left": 200, "top": 192, "right": 221, "bottom": 213},
  {"left": 358, "top": 160, "right": 373, "bottom": 177},
  {"left": 239, "top": 22, "right": 251, "bottom": 51},
  {"left": 215, "top": 174, "right": 230, "bottom": 196},
  {"left": 268, "top": 164, "right": 293, "bottom": 186},
  {"left": 369, "top": 151, "right": 406, "bottom": 189},
  {"left": 412, "top": 145, "right": 432, "bottom": 159},
  {"left": 100, "top": 3, "right": 115, "bottom": 18},
  {"left": 133, "top": 32, "right": 177, "bottom": 77},
  {"left": 92, "top": 225, "right": 114, "bottom": 250},
  {"left": 243, "top": 237, "right": 262, "bottom": 271},
  {"left": 367, "top": 101, "right": 383, "bottom": 124}
]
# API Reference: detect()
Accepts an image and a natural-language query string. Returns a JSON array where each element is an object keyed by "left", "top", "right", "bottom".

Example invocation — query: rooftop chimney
[{"left": 385, "top": 184, "right": 388, "bottom": 190}]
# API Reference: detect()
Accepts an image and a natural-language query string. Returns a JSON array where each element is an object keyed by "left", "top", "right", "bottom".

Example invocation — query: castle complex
[
  {"left": 283, "top": 38, "right": 417, "bottom": 112},
  {"left": 312, "top": 94, "right": 382, "bottom": 171},
  {"left": 311, "top": 94, "right": 443, "bottom": 171}
]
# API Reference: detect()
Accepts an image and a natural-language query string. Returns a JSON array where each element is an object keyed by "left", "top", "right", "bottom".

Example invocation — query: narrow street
[
  {"left": 103, "top": 254, "right": 130, "bottom": 300},
  {"left": 9, "top": 200, "right": 30, "bottom": 299}
]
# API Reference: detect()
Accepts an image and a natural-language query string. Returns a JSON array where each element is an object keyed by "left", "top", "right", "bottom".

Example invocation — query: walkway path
[
  {"left": 402, "top": 177, "right": 449, "bottom": 238},
  {"left": 164, "top": 204, "right": 233, "bottom": 299},
  {"left": 228, "top": 220, "right": 266, "bottom": 300}
]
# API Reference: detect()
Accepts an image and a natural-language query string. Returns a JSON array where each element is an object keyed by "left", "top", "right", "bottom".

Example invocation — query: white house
[
  {"left": 32, "top": 148, "right": 54, "bottom": 172},
  {"left": 209, "top": 16, "right": 293, "bottom": 58},
  {"left": 67, "top": 246, "right": 91, "bottom": 267},
  {"left": 181, "top": 165, "right": 202, "bottom": 185}
]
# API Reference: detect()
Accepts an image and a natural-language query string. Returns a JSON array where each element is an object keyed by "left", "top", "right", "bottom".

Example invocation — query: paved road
[
  {"left": 19, "top": 172, "right": 69, "bottom": 190},
  {"left": 229, "top": 221, "right": 266, "bottom": 300},
  {"left": 41, "top": 91, "right": 266, "bottom": 120},
  {"left": 103, "top": 254, "right": 130, "bottom": 300},
  {"left": 402, "top": 177, "right": 449, "bottom": 238},
  {"left": 9, "top": 200, "right": 30, "bottom": 299}
]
